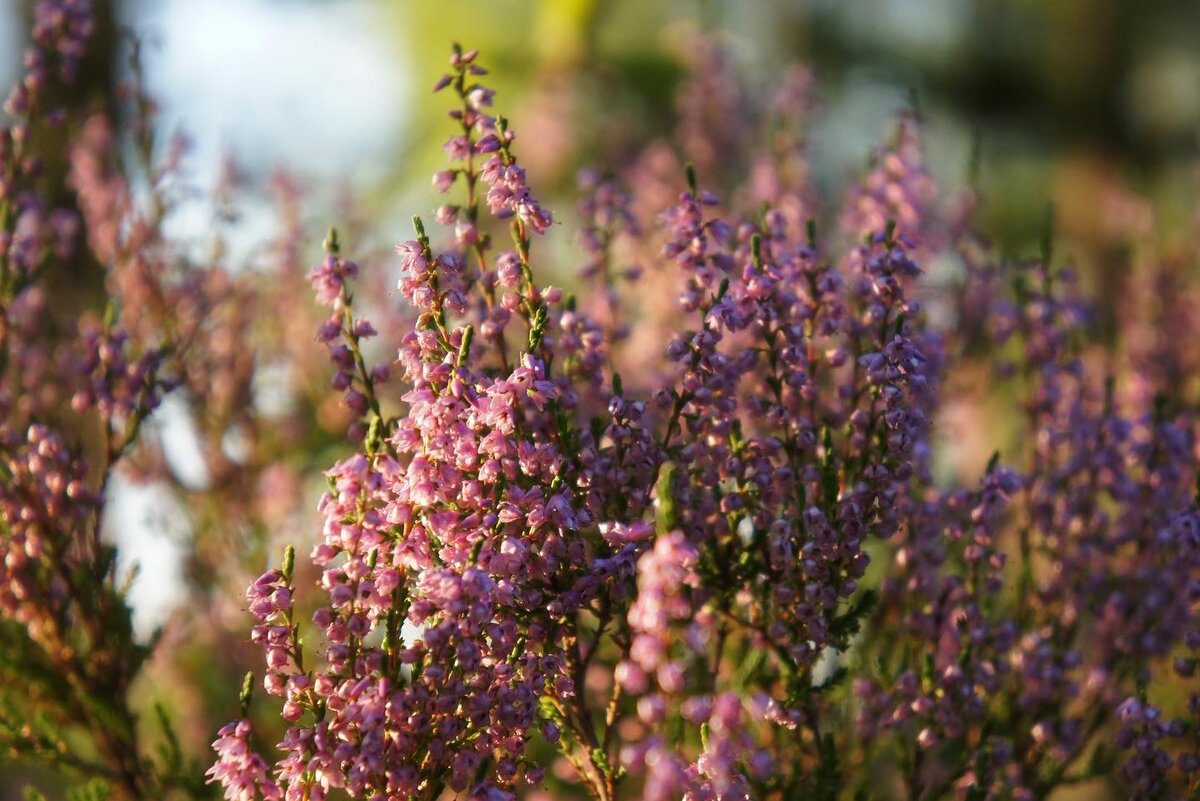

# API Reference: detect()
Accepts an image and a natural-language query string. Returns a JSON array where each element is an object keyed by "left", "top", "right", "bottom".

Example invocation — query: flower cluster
[
  {"left": 210, "top": 44, "right": 1200, "bottom": 801},
  {"left": 3, "top": 0, "right": 93, "bottom": 118}
]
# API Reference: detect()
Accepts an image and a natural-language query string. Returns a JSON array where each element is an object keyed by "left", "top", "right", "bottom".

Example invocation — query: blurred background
[
  {"left": 1, "top": 0, "right": 1199, "bottom": 797},
  {"left": 6, "top": 0, "right": 1199, "bottom": 253}
]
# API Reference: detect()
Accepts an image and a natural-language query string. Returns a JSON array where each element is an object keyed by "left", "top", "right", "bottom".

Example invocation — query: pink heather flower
[
  {"left": 433, "top": 169, "right": 457, "bottom": 192},
  {"left": 307, "top": 254, "right": 358, "bottom": 307},
  {"left": 207, "top": 720, "right": 282, "bottom": 801},
  {"left": 480, "top": 158, "right": 554, "bottom": 234},
  {"left": 443, "top": 134, "right": 471, "bottom": 161}
]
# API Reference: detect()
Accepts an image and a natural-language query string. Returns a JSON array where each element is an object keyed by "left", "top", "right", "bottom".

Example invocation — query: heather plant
[
  {"left": 1, "top": 6, "right": 1199, "bottom": 801},
  {"left": 0, "top": 3, "right": 187, "bottom": 799},
  {"left": 208, "top": 46, "right": 1200, "bottom": 801}
]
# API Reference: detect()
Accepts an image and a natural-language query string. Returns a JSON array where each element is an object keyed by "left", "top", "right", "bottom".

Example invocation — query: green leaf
[
  {"left": 733, "top": 647, "right": 766, "bottom": 690},
  {"left": 829, "top": 589, "right": 877, "bottom": 648},
  {"left": 323, "top": 226, "right": 340, "bottom": 254},
  {"left": 528, "top": 304, "right": 548, "bottom": 351},
  {"left": 23, "top": 787, "right": 49, "bottom": 801},
  {"left": 154, "top": 702, "right": 182, "bottom": 775},
  {"left": 66, "top": 779, "right": 110, "bottom": 801},
  {"left": 457, "top": 324, "right": 474, "bottom": 368},
  {"left": 282, "top": 544, "right": 296, "bottom": 582},
  {"left": 591, "top": 747, "right": 612, "bottom": 776},
  {"left": 239, "top": 671, "right": 255, "bottom": 716},
  {"left": 655, "top": 461, "right": 680, "bottom": 533}
]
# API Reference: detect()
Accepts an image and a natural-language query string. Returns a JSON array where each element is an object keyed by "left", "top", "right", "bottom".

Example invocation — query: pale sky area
[{"left": 124, "top": 0, "right": 408, "bottom": 184}]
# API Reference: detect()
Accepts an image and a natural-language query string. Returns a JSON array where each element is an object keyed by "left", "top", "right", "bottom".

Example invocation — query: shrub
[{"left": 2, "top": 6, "right": 1198, "bottom": 801}]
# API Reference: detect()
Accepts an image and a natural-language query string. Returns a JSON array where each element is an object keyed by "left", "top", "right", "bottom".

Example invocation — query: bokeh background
[
  {"left": 7, "top": 0, "right": 1199, "bottom": 257},
  {"left": 2, "top": 0, "right": 1198, "bottom": 797}
]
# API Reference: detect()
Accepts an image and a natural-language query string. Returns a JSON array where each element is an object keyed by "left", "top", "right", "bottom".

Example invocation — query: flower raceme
[{"left": 198, "top": 45, "right": 1200, "bottom": 801}]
